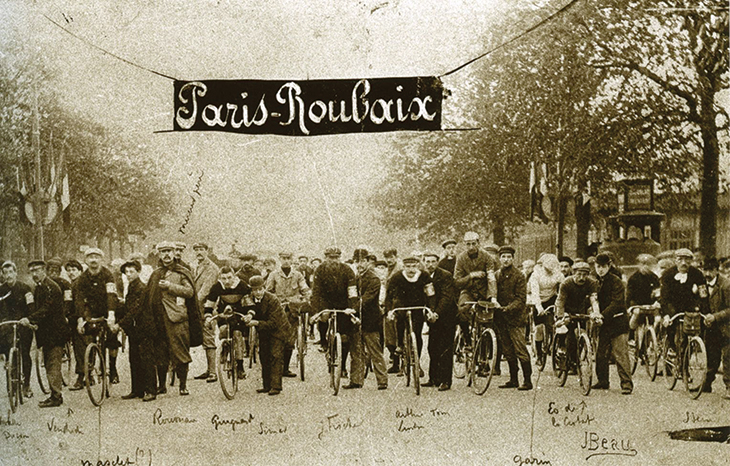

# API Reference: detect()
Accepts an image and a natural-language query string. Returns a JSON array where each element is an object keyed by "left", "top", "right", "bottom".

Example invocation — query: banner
[{"left": 173, "top": 77, "right": 443, "bottom": 136}]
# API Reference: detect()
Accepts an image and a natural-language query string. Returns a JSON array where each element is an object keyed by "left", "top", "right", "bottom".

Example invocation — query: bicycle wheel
[
  {"left": 61, "top": 341, "right": 74, "bottom": 386},
  {"left": 452, "top": 326, "right": 467, "bottom": 379},
  {"left": 577, "top": 333, "right": 592, "bottom": 396},
  {"left": 410, "top": 332, "right": 420, "bottom": 395},
  {"left": 552, "top": 336, "right": 568, "bottom": 387},
  {"left": 683, "top": 336, "right": 707, "bottom": 399},
  {"left": 248, "top": 327, "right": 258, "bottom": 369},
  {"left": 84, "top": 344, "right": 106, "bottom": 406},
  {"left": 471, "top": 328, "right": 497, "bottom": 395},
  {"left": 331, "top": 333, "right": 342, "bottom": 396},
  {"left": 533, "top": 324, "right": 548, "bottom": 372},
  {"left": 662, "top": 334, "right": 678, "bottom": 390},
  {"left": 643, "top": 326, "right": 659, "bottom": 381},
  {"left": 35, "top": 346, "right": 49, "bottom": 395},
  {"left": 297, "top": 317, "right": 306, "bottom": 381},
  {"left": 217, "top": 339, "right": 237, "bottom": 400},
  {"left": 7, "top": 347, "right": 21, "bottom": 413}
]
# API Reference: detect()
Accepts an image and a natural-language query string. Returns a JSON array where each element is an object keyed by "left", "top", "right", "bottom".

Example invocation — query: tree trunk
[
  {"left": 556, "top": 195, "right": 567, "bottom": 257},
  {"left": 699, "top": 89, "right": 719, "bottom": 260},
  {"left": 492, "top": 216, "right": 505, "bottom": 246},
  {"left": 575, "top": 195, "right": 591, "bottom": 260}
]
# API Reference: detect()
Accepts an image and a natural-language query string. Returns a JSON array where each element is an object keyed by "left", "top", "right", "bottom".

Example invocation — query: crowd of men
[{"left": 1, "top": 232, "right": 729, "bottom": 409}]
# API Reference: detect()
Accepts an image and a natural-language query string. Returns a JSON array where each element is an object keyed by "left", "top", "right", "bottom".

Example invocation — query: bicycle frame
[
  {"left": 311, "top": 309, "right": 356, "bottom": 396},
  {"left": 390, "top": 307, "right": 430, "bottom": 395},
  {"left": 211, "top": 311, "right": 247, "bottom": 400},
  {"left": 84, "top": 317, "right": 111, "bottom": 406},
  {"left": 553, "top": 313, "right": 595, "bottom": 396},
  {"left": 0, "top": 320, "right": 36, "bottom": 413}
]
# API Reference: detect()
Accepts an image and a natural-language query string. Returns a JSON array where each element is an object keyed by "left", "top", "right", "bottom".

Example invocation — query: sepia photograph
[{"left": 0, "top": 0, "right": 728, "bottom": 464}]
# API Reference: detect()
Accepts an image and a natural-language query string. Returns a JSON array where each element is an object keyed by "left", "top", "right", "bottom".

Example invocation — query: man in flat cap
[
  {"left": 702, "top": 258, "right": 730, "bottom": 398},
  {"left": 423, "top": 252, "right": 457, "bottom": 390},
  {"left": 593, "top": 253, "right": 632, "bottom": 394},
  {"left": 266, "top": 252, "right": 310, "bottom": 378},
  {"left": 495, "top": 246, "right": 532, "bottom": 390},
  {"left": 192, "top": 242, "right": 220, "bottom": 382},
  {"left": 46, "top": 257, "right": 75, "bottom": 362},
  {"left": 382, "top": 248, "right": 402, "bottom": 373},
  {"left": 244, "top": 275, "right": 292, "bottom": 395},
  {"left": 660, "top": 248, "right": 709, "bottom": 377},
  {"left": 438, "top": 240, "right": 457, "bottom": 274},
  {"left": 174, "top": 242, "right": 192, "bottom": 270},
  {"left": 145, "top": 242, "right": 202, "bottom": 395},
  {"left": 74, "top": 248, "right": 122, "bottom": 388},
  {"left": 25, "top": 260, "right": 68, "bottom": 407}
]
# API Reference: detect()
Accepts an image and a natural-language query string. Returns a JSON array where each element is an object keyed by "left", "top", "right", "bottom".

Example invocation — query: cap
[
  {"left": 441, "top": 239, "right": 457, "bottom": 248},
  {"left": 573, "top": 261, "right": 591, "bottom": 273},
  {"left": 1, "top": 260, "right": 16, "bottom": 270},
  {"left": 324, "top": 246, "right": 342, "bottom": 257},
  {"left": 463, "top": 231, "right": 480, "bottom": 242},
  {"left": 483, "top": 244, "right": 499, "bottom": 253},
  {"left": 374, "top": 260, "right": 387, "bottom": 268},
  {"left": 423, "top": 252, "right": 440, "bottom": 260},
  {"left": 174, "top": 242, "right": 186, "bottom": 250},
  {"left": 249, "top": 275, "right": 265, "bottom": 289},
  {"left": 121, "top": 260, "right": 142, "bottom": 274},
  {"left": 383, "top": 248, "right": 398, "bottom": 258},
  {"left": 279, "top": 252, "right": 293, "bottom": 259},
  {"left": 47, "top": 257, "right": 63, "bottom": 267},
  {"left": 558, "top": 256, "right": 574, "bottom": 266},
  {"left": 64, "top": 259, "right": 83, "bottom": 271},
  {"left": 85, "top": 247, "right": 104, "bottom": 257},
  {"left": 192, "top": 242, "right": 209, "bottom": 250},
  {"left": 156, "top": 241, "right": 176, "bottom": 252},
  {"left": 367, "top": 254, "right": 378, "bottom": 262},
  {"left": 498, "top": 245, "right": 516, "bottom": 256},
  {"left": 674, "top": 248, "right": 694, "bottom": 259},
  {"left": 352, "top": 248, "right": 369, "bottom": 262},
  {"left": 27, "top": 259, "right": 46, "bottom": 269},
  {"left": 595, "top": 253, "right": 611, "bottom": 266},
  {"left": 298, "top": 255, "right": 308, "bottom": 260},
  {"left": 402, "top": 256, "right": 420, "bottom": 265}
]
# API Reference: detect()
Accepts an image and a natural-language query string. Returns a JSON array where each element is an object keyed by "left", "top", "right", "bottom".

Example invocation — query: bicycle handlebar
[
  {"left": 628, "top": 304, "right": 660, "bottom": 314},
  {"left": 390, "top": 306, "right": 432, "bottom": 313},
  {"left": 0, "top": 320, "right": 38, "bottom": 331},
  {"left": 310, "top": 309, "right": 357, "bottom": 323}
]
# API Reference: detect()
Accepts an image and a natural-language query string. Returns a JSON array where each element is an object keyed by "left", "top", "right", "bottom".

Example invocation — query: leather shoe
[
  {"left": 621, "top": 388, "right": 632, "bottom": 395},
  {"left": 422, "top": 380, "right": 437, "bottom": 387},
  {"left": 723, "top": 388, "right": 730, "bottom": 400},
  {"left": 343, "top": 383, "right": 362, "bottom": 389},
  {"left": 194, "top": 371, "right": 209, "bottom": 380},
  {"left": 38, "top": 396, "right": 62, "bottom": 408},
  {"left": 142, "top": 393, "right": 156, "bottom": 402},
  {"left": 387, "top": 365, "right": 400, "bottom": 374},
  {"left": 378, "top": 385, "right": 387, "bottom": 390},
  {"left": 206, "top": 374, "right": 218, "bottom": 383},
  {"left": 518, "top": 382, "right": 533, "bottom": 391},
  {"left": 121, "top": 392, "right": 142, "bottom": 400},
  {"left": 498, "top": 381, "right": 519, "bottom": 389},
  {"left": 179, "top": 388, "right": 189, "bottom": 396},
  {"left": 268, "top": 389, "right": 281, "bottom": 396},
  {"left": 591, "top": 383, "right": 609, "bottom": 390},
  {"left": 69, "top": 378, "right": 85, "bottom": 391},
  {"left": 157, "top": 387, "right": 167, "bottom": 395},
  {"left": 283, "top": 371, "right": 297, "bottom": 378},
  {"left": 438, "top": 383, "right": 451, "bottom": 391},
  {"left": 23, "top": 386, "right": 33, "bottom": 398},
  {"left": 257, "top": 388, "right": 270, "bottom": 394}
]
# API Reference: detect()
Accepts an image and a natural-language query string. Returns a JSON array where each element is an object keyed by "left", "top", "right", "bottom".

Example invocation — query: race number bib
[
  {"left": 24, "top": 292, "right": 34, "bottom": 304},
  {"left": 698, "top": 285, "right": 708, "bottom": 299},
  {"left": 106, "top": 283, "right": 117, "bottom": 294},
  {"left": 348, "top": 285, "right": 358, "bottom": 299},
  {"left": 424, "top": 283, "right": 435, "bottom": 297},
  {"left": 176, "top": 296, "right": 186, "bottom": 307},
  {"left": 64, "top": 289, "right": 73, "bottom": 302}
]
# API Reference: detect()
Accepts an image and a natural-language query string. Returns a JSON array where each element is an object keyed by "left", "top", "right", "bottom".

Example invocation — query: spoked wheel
[
  {"left": 533, "top": 324, "right": 548, "bottom": 372},
  {"left": 553, "top": 335, "right": 568, "bottom": 387},
  {"left": 410, "top": 332, "right": 420, "bottom": 395},
  {"left": 683, "top": 336, "right": 707, "bottom": 399},
  {"left": 330, "top": 333, "right": 342, "bottom": 396},
  {"left": 84, "top": 344, "right": 106, "bottom": 406},
  {"left": 35, "top": 346, "right": 50, "bottom": 395},
  {"left": 217, "top": 339, "right": 237, "bottom": 400},
  {"left": 453, "top": 325, "right": 468, "bottom": 379},
  {"left": 643, "top": 326, "right": 659, "bottom": 381},
  {"left": 471, "top": 328, "right": 497, "bottom": 395},
  {"left": 7, "top": 348, "right": 21, "bottom": 413},
  {"left": 61, "top": 341, "right": 74, "bottom": 386},
  {"left": 578, "top": 333, "right": 593, "bottom": 396},
  {"left": 297, "top": 318, "right": 306, "bottom": 382},
  {"left": 248, "top": 327, "right": 258, "bottom": 369},
  {"left": 662, "top": 334, "right": 679, "bottom": 391}
]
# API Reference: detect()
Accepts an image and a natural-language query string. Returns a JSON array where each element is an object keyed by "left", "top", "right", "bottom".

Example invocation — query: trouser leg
[
  {"left": 595, "top": 328, "right": 612, "bottom": 386},
  {"left": 270, "top": 338, "right": 285, "bottom": 391},
  {"left": 138, "top": 338, "right": 157, "bottom": 395},
  {"left": 363, "top": 331, "right": 388, "bottom": 386},
  {"left": 428, "top": 324, "right": 440, "bottom": 383},
  {"left": 704, "top": 326, "right": 722, "bottom": 390},
  {"left": 176, "top": 363, "right": 188, "bottom": 391},
  {"left": 20, "top": 331, "right": 32, "bottom": 389},
  {"left": 611, "top": 332, "right": 633, "bottom": 391},
  {"left": 259, "top": 337, "right": 272, "bottom": 391},
  {"left": 73, "top": 330, "right": 88, "bottom": 376},
  {"left": 349, "top": 327, "right": 365, "bottom": 385},
  {"left": 44, "top": 345, "right": 64, "bottom": 399},
  {"left": 722, "top": 340, "right": 730, "bottom": 390},
  {"left": 128, "top": 335, "right": 143, "bottom": 395},
  {"left": 438, "top": 323, "right": 455, "bottom": 387}
]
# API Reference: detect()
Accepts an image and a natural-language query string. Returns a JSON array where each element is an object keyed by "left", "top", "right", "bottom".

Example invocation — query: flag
[
  {"left": 60, "top": 143, "right": 70, "bottom": 210},
  {"left": 582, "top": 180, "right": 591, "bottom": 206},
  {"left": 529, "top": 162, "right": 541, "bottom": 221}
]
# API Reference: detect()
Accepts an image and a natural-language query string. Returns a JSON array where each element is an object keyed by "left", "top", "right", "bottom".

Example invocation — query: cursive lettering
[
  {"left": 81, "top": 456, "right": 137, "bottom": 466},
  {"left": 3, "top": 430, "right": 30, "bottom": 440},
  {"left": 178, "top": 170, "right": 204, "bottom": 234},
  {"left": 581, "top": 431, "right": 637, "bottom": 460},
  {"left": 513, "top": 455, "right": 552, "bottom": 466},
  {"left": 397, "top": 420, "right": 425, "bottom": 432},
  {"left": 395, "top": 407, "right": 423, "bottom": 419},
  {"left": 430, "top": 408, "right": 449, "bottom": 417},
  {"left": 683, "top": 411, "right": 712, "bottom": 423},
  {"left": 47, "top": 417, "right": 83, "bottom": 435},
  {"left": 318, "top": 414, "right": 363, "bottom": 440},
  {"left": 0, "top": 412, "right": 20, "bottom": 426},
  {"left": 152, "top": 408, "right": 197, "bottom": 426},
  {"left": 211, "top": 413, "right": 255, "bottom": 431},
  {"left": 258, "top": 421, "right": 287, "bottom": 435}
]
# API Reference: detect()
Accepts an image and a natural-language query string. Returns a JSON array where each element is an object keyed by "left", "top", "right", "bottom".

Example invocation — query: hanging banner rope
[{"left": 173, "top": 77, "right": 443, "bottom": 136}]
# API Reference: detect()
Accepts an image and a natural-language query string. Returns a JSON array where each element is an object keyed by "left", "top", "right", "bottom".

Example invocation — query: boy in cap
[{"left": 438, "top": 240, "right": 457, "bottom": 274}]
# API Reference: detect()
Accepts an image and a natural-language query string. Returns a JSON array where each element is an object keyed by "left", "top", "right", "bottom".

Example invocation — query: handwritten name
[
  {"left": 581, "top": 431, "right": 637, "bottom": 460},
  {"left": 551, "top": 413, "right": 595, "bottom": 428},
  {"left": 397, "top": 420, "right": 425, "bottom": 432},
  {"left": 259, "top": 421, "right": 287, "bottom": 435},
  {"left": 513, "top": 455, "right": 552, "bottom": 466},
  {"left": 318, "top": 414, "right": 363, "bottom": 440},
  {"left": 430, "top": 408, "right": 449, "bottom": 417},
  {"left": 179, "top": 170, "right": 204, "bottom": 234},
  {"left": 81, "top": 457, "right": 136, "bottom": 466},
  {"left": 47, "top": 417, "right": 83, "bottom": 435},
  {"left": 3, "top": 430, "right": 29, "bottom": 440},
  {"left": 152, "top": 408, "right": 197, "bottom": 426},
  {"left": 683, "top": 411, "right": 711, "bottom": 423},
  {"left": 211, "top": 413, "right": 255, "bottom": 431},
  {"left": 395, "top": 407, "right": 423, "bottom": 419}
]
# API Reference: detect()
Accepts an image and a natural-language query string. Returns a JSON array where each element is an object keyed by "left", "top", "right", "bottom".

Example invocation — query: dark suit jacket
[
  {"left": 30, "top": 277, "right": 69, "bottom": 348},
  {"left": 597, "top": 272, "right": 628, "bottom": 337},
  {"left": 430, "top": 267, "right": 456, "bottom": 327},
  {"left": 496, "top": 265, "right": 527, "bottom": 327},
  {"left": 709, "top": 274, "right": 730, "bottom": 339},
  {"left": 253, "top": 291, "right": 292, "bottom": 342}
]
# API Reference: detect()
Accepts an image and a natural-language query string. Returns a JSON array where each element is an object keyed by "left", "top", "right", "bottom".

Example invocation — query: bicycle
[
  {"left": 388, "top": 307, "right": 432, "bottom": 396},
  {"left": 311, "top": 309, "right": 357, "bottom": 396},
  {"left": 0, "top": 320, "right": 37, "bottom": 413},
  {"left": 296, "top": 309, "right": 309, "bottom": 381},
  {"left": 83, "top": 317, "right": 114, "bottom": 406},
  {"left": 627, "top": 304, "right": 660, "bottom": 381},
  {"left": 531, "top": 305, "right": 555, "bottom": 372},
  {"left": 552, "top": 314, "right": 599, "bottom": 396},
  {"left": 210, "top": 308, "right": 248, "bottom": 400},
  {"left": 452, "top": 301, "right": 498, "bottom": 395},
  {"left": 661, "top": 312, "right": 708, "bottom": 399}
]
